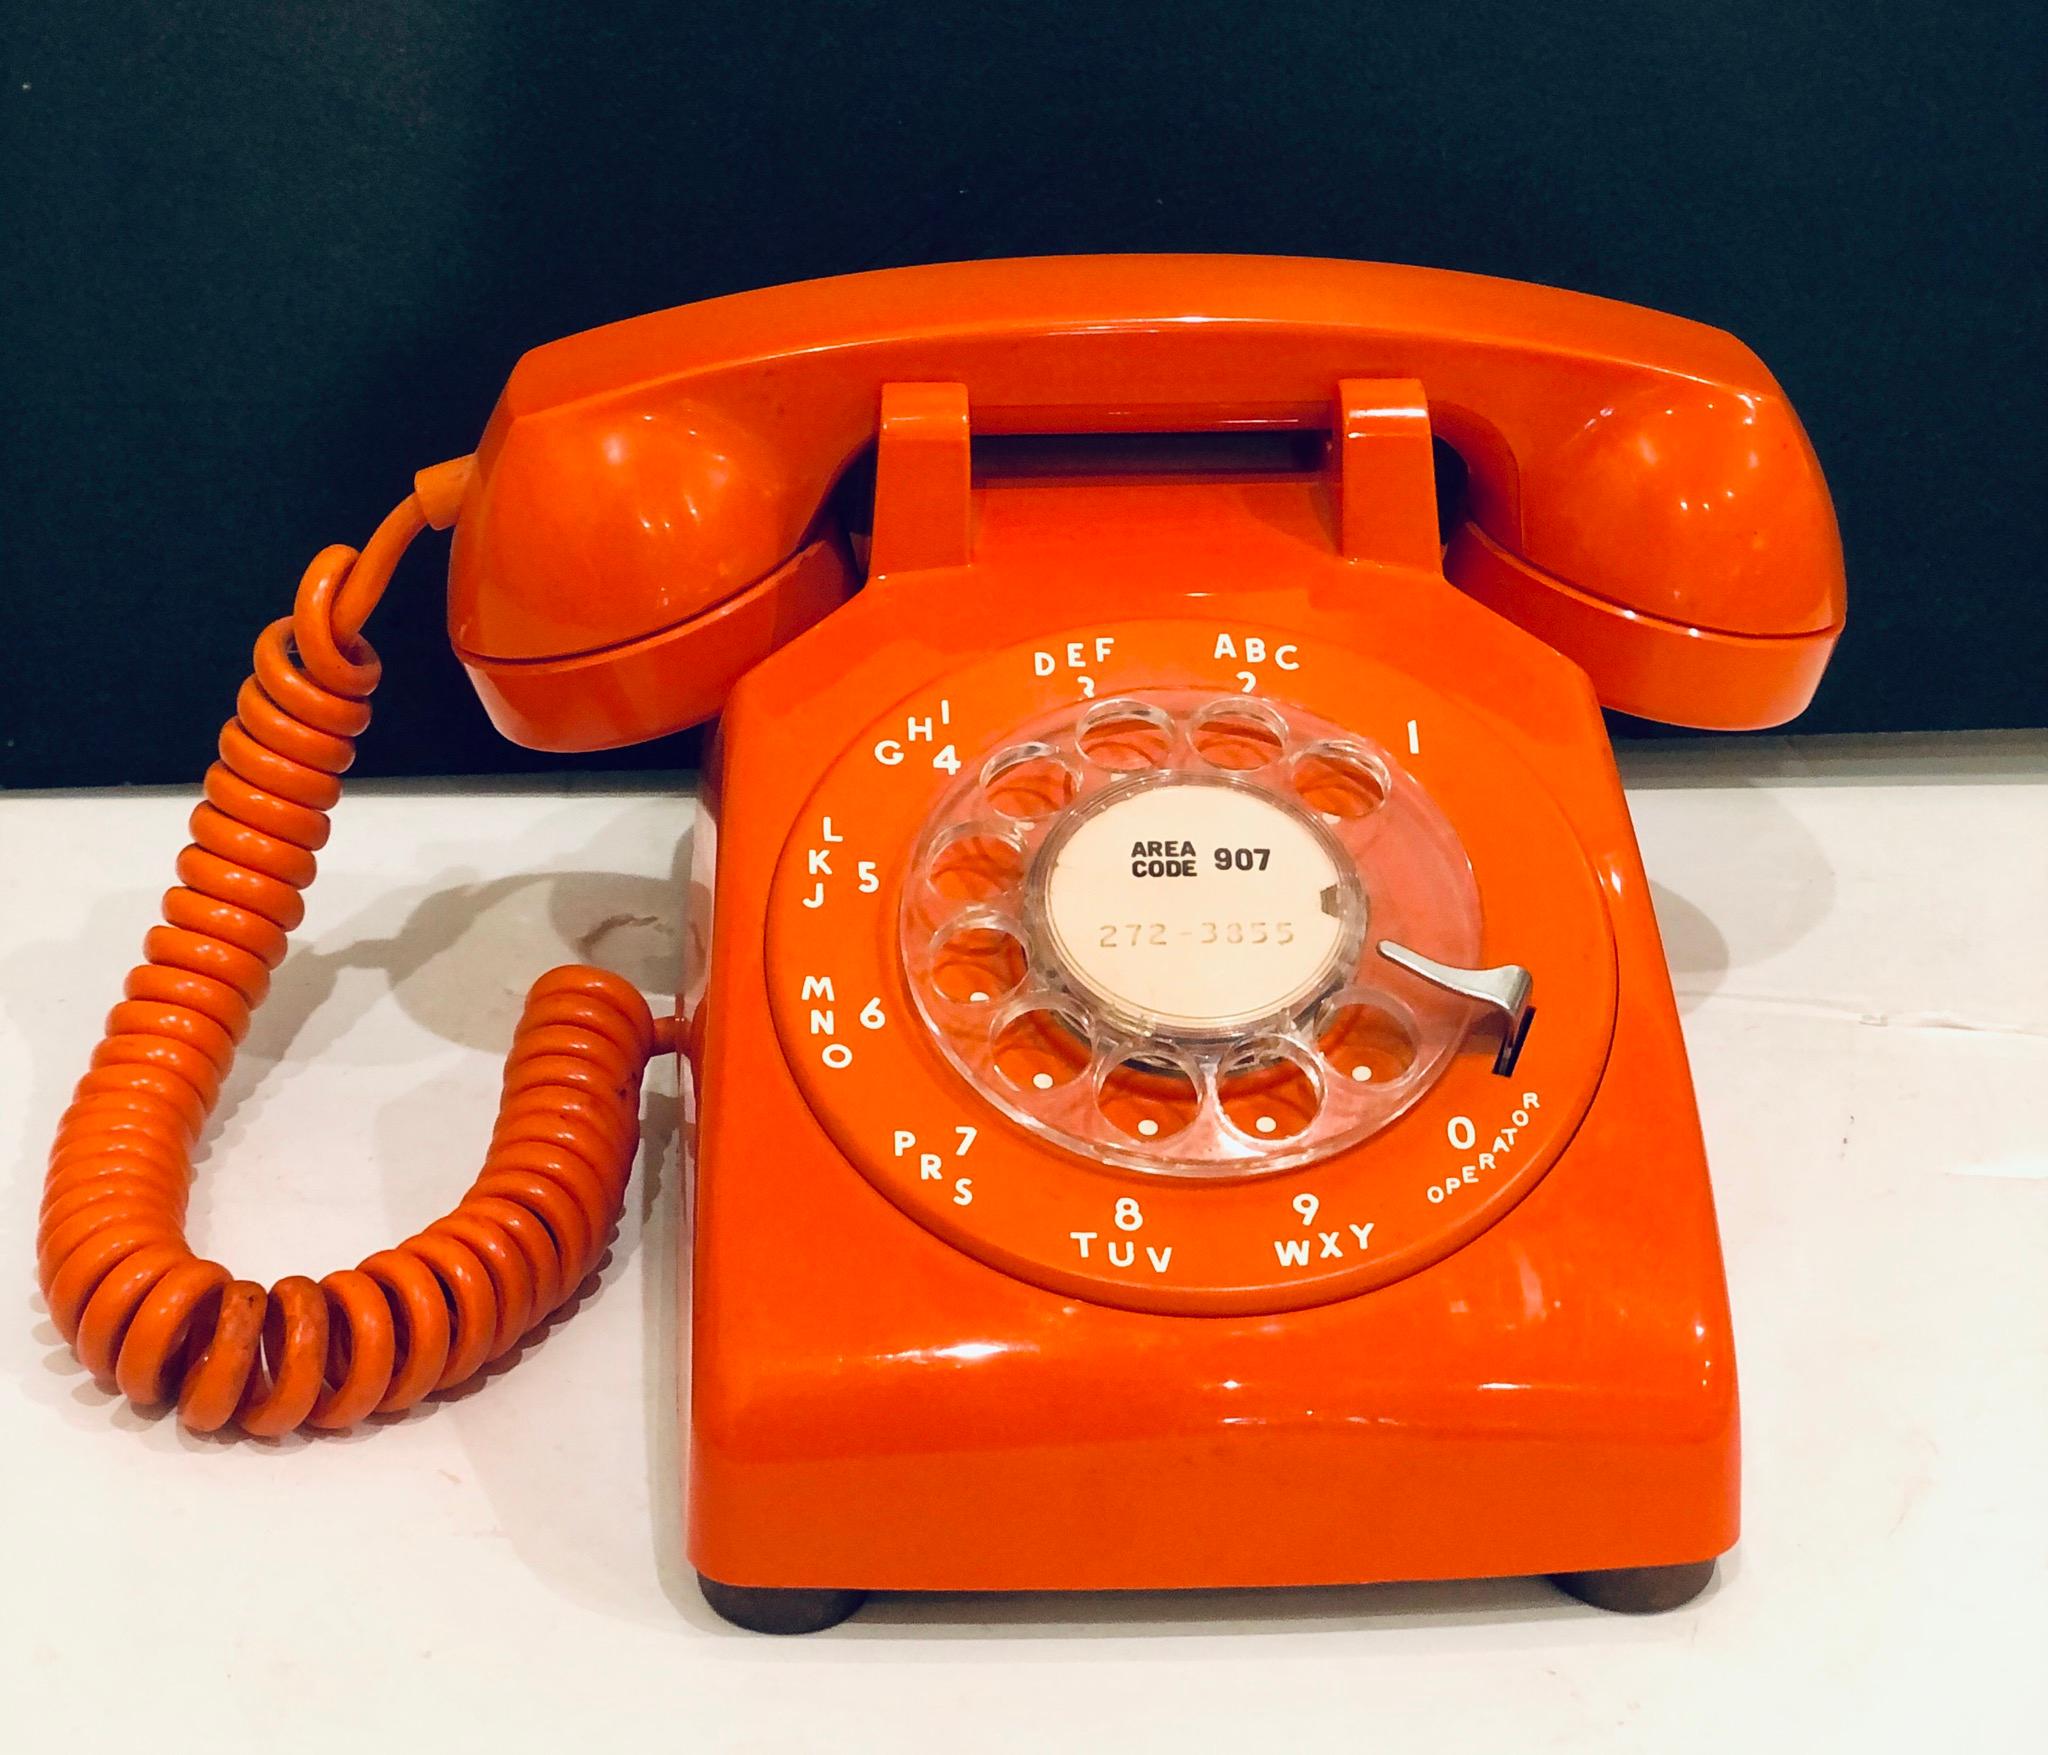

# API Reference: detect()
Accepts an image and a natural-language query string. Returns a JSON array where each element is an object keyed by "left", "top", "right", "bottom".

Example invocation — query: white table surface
[{"left": 3, "top": 734, "right": 2044, "bottom": 1753}]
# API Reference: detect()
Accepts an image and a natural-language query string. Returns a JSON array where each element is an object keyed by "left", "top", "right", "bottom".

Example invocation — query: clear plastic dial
[{"left": 900, "top": 691, "right": 1484, "bottom": 1176}]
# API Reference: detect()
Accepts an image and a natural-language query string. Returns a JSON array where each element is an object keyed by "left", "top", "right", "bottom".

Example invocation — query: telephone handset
[
  {"left": 39, "top": 257, "right": 1844, "bottom": 1631},
  {"left": 449, "top": 255, "right": 1840, "bottom": 747}
]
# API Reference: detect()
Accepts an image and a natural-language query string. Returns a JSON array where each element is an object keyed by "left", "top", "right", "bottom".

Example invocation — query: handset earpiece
[
  {"left": 1442, "top": 356, "right": 1845, "bottom": 729},
  {"left": 448, "top": 396, "right": 856, "bottom": 751}
]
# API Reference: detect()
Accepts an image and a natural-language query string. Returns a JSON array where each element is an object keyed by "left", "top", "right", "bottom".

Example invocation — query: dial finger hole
[
  {"left": 982, "top": 743, "right": 1079, "bottom": 821},
  {"left": 1097, "top": 1052, "right": 1201, "bottom": 1142},
  {"left": 1188, "top": 699, "right": 1287, "bottom": 771},
  {"left": 926, "top": 824, "right": 1027, "bottom": 903},
  {"left": 992, "top": 1003, "right": 1092, "bottom": 1093},
  {"left": 1076, "top": 699, "right": 1176, "bottom": 772},
  {"left": 1316, "top": 995, "right": 1418, "bottom": 1085},
  {"left": 1217, "top": 1038, "right": 1322, "bottom": 1142},
  {"left": 1290, "top": 741, "right": 1390, "bottom": 821},
  {"left": 930, "top": 923, "right": 1029, "bottom": 1005}
]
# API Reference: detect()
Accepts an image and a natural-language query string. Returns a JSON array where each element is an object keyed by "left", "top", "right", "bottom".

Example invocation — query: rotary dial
[{"left": 900, "top": 691, "right": 1490, "bottom": 1176}]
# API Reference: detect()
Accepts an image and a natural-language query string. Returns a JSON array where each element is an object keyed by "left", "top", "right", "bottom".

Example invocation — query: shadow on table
[
  {"left": 4, "top": 797, "right": 698, "bottom": 1573},
  {"left": 1631, "top": 782, "right": 1838, "bottom": 1015},
  {"left": 834, "top": 1554, "right": 1738, "bottom": 1642}
]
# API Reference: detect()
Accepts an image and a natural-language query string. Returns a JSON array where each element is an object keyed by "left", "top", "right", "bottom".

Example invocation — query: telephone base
[
  {"left": 1551, "top": 1559, "right": 1718, "bottom": 1615},
  {"left": 697, "top": 1574, "right": 868, "bottom": 1635},
  {"left": 685, "top": 436, "right": 1751, "bottom": 1629}
]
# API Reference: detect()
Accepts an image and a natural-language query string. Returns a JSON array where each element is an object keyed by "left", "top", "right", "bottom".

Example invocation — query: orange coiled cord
[{"left": 37, "top": 469, "right": 677, "bottom": 1436}]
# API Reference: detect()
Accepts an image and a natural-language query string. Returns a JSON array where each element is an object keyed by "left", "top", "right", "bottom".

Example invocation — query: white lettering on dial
[
  {"left": 1069, "top": 1229, "right": 1173, "bottom": 1274},
  {"left": 1273, "top": 1190, "right": 1373, "bottom": 1267},
  {"left": 802, "top": 815, "right": 848, "bottom": 908},
  {"left": 1427, "top": 1093, "right": 1543, "bottom": 1203},
  {"left": 890, "top": 1124, "right": 978, "bottom": 1203},
  {"left": 1214, "top": 632, "right": 1301, "bottom": 693},
  {"left": 1033, "top": 637, "right": 1116, "bottom": 679},
  {"left": 873, "top": 699, "right": 955, "bottom": 769},
  {"left": 1271, "top": 1218, "right": 1374, "bottom": 1268},
  {"left": 799, "top": 813, "right": 882, "bottom": 909}
]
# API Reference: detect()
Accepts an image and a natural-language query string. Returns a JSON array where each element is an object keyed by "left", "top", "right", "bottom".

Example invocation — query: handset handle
[{"left": 450, "top": 256, "right": 1843, "bottom": 738}]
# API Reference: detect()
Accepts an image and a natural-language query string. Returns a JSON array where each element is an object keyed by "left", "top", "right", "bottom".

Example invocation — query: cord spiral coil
[{"left": 37, "top": 471, "right": 675, "bottom": 1436}]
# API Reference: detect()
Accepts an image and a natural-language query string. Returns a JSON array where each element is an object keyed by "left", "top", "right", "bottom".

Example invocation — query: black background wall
[{"left": 4, "top": 1, "right": 2042, "bottom": 787}]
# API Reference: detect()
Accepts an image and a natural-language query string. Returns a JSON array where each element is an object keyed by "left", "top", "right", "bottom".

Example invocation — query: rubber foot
[
  {"left": 1551, "top": 1558, "right": 1717, "bottom": 1613},
  {"left": 697, "top": 1573, "right": 868, "bottom": 1634}
]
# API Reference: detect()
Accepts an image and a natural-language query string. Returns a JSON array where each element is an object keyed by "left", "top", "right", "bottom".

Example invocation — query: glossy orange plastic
[
  {"left": 764, "top": 611, "right": 1620, "bottom": 1315},
  {"left": 679, "top": 365, "right": 1759, "bottom": 1592},
  {"left": 450, "top": 255, "right": 1843, "bottom": 746},
  {"left": 45, "top": 256, "right": 1847, "bottom": 1614}
]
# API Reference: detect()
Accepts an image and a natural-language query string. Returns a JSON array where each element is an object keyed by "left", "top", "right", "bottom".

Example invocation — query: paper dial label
[{"left": 1035, "top": 778, "right": 1356, "bottom": 1036}]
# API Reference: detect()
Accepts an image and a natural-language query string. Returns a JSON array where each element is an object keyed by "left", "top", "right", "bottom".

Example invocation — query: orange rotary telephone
[{"left": 39, "top": 257, "right": 1844, "bottom": 1632}]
